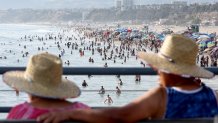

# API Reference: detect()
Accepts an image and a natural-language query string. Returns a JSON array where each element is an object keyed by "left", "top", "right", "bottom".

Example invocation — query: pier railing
[
  {"left": 0, "top": 67, "right": 217, "bottom": 75},
  {"left": 0, "top": 67, "right": 218, "bottom": 123},
  {"left": 0, "top": 118, "right": 215, "bottom": 123}
]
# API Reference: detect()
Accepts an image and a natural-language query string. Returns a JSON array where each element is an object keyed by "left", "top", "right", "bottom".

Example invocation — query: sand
[{"left": 123, "top": 24, "right": 218, "bottom": 34}]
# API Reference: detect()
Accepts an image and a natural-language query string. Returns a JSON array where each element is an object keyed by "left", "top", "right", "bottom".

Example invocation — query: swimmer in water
[
  {"left": 118, "top": 78, "right": 123, "bottom": 86},
  {"left": 99, "top": 86, "right": 105, "bottom": 94},
  {"left": 82, "top": 80, "right": 88, "bottom": 87},
  {"left": 116, "top": 86, "right": 121, "bottom": 95}
]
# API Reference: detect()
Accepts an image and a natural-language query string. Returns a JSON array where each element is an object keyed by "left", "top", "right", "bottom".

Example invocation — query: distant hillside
[
  {"left": 0, "top": 3, "right": 218, "bottom": 25},
  {"left": 86, "top": 3, "right": 218, "bottom": 25},
  {"left": 0, "top": 9, "right": 82, "bottom": 23},
  {"left": 0, "top": 0, "right": 217, "bottom": 9}
]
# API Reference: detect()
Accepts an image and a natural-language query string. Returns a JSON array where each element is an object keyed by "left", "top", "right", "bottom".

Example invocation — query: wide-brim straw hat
[
  {"left": 138, "top": 34, "right": 214, "bottom": 78},
  {"left": 3, "top": 52, "right": 81, "bottom": 99}
]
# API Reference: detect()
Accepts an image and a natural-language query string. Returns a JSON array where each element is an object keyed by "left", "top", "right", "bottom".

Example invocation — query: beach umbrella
[
  {"left": 133, "top": 29, "right": 139, "bottom": 32},
  {"left": 157, "top": 34, "right": 165, "bottom": 41},
  {"left": 198, "top": 34, "right": 210, "bottom": 40},
  {"left": 127, "top": 28, "right": 132, "bottom": 32},
  {"left": 199, "top": 33, "right": 210, "bottom": 36},
  {"left": 197, "top": 39, "right": 211, "bottom": 44},
  {"left": 115, "top": 28, "right": 122, "bottom": 32},
  {"left": 209, "top": 33, "right": 216, "bottom": 38},
  {"left": 198, "top": 40, "right": 211, "bottom": 48},
  {"left": 191, "top": 35, "right": 199, "bottom": 39},
  {"left": 191, "top": 33, "right": 200, "bottom": 39},
  {"left": 207, "top": 41, "right": 215, "bottom": 48},
  {"left": 199, "top": 43, "right": 207, "bottom": 47}
]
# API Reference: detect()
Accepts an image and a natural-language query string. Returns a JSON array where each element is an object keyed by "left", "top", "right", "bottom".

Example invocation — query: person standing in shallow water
[
  {"left": 99, "top": 86, "right": 105, "bottom": 94},
  {"left": 104, "top": 63, "right": 108, "bottom": 68},
  {"left": 82, "top": 80, "right": 88, "bottom": 87},
  {"left": 116, "top": 86, "right": 121, "bottom": 95},
  {"left": 38, "top": 34, "right": 218, "bottom": 123},
  {"left": 104, "top": 95, "right": 113, "bottom": 104}
]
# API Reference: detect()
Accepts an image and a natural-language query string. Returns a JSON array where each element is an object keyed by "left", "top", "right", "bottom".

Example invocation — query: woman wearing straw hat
[
  {"left": 38, "top": 34, "right": 218, "bottom": 123},
  {"left": 3, "top": 52, "right": 90, "bottom": 119}
]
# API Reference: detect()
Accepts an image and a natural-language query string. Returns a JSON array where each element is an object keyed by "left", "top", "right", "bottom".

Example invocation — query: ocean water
[
  {"left": 0, "top": 24, "right": 217, "bottom": 119},
  {"left": 0, "top": 24, "right": 157, "bottom": 107}
]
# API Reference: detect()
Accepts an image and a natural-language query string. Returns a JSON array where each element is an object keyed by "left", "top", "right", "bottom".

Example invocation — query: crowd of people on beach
[
  {"left": 2, "top": 33, "right": 218, "bottom": 122},
  {"left": 1, "top": 24, "right": 218, "bottom": 122}
]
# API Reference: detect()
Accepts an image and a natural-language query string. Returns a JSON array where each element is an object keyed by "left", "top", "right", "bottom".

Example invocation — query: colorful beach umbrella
[{"left": 207, "top": 41, "right": 215, "bottom": 47}]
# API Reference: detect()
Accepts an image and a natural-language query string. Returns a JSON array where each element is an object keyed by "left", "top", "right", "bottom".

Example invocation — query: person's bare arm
[{"left": 37, "top": 87, "right": 166, "bottom": 123}]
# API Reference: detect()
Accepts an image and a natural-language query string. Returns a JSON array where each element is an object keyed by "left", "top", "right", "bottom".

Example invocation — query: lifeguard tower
[{"left": 190, "top": 25, "right": 199, "bottom": 33}]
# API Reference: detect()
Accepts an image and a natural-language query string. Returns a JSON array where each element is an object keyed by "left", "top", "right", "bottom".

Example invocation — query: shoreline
[
  {"left": 0, "top": 22, "right": 217, "bottom": 33},
  {"left": 117, "top": 24, "right": 218, "bottom": 34}
]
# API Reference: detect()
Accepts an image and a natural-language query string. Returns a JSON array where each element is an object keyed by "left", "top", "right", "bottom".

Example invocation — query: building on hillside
[
  {"left": 115, "top": 0, "right": 134, "bottom": 11},
  {"left": 172, "top": 1, "right": 188, "bottom": 6},
  {"left": 121, "top": 0, "right": 134, "bottom": 11},
  {"left": 115, "top": 0, "right": 122, "bottom": 10}
]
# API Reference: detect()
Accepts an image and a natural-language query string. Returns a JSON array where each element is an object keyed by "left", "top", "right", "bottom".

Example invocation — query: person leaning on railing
[
  {"left": 38, "top": 34, "right": 218, "bottom": 123},
  {"left": 2, "top": 53, "right": 90, "bottom": 119}
]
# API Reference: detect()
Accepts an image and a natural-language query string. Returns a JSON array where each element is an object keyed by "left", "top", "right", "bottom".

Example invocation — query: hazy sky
[{"left": 0, "top": 0, "right": 217, "bottom": 9}]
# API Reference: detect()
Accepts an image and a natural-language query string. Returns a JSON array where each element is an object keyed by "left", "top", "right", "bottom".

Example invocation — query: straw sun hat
[
  {"left": 138, "top": 34, "right": 214, "bottom": 78},
  {"left": 3, "top": 52, "right": 81, "bottom": 99}
]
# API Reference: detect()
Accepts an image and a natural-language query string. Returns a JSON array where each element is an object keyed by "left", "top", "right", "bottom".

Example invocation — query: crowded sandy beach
[
  {"left": 0, "top": 23, "right": 217, "bottom": 121},
  {"left": 1, "top": 0, "right": 218, "bottom": 121},
  {"left": 0, "top": 24, "right": 217, "bottom": 107}
]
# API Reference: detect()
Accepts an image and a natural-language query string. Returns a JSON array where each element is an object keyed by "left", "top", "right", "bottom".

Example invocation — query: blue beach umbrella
[{"left": 199, "top": 43, "right": 206, "bottom": 47}]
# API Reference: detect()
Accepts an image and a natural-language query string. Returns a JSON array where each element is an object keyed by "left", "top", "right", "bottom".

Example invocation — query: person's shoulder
[
  {"left": 148, "top": 86, "right": 167, "bottom": 95},
  {"left": 11, "top": 102, "right": 29, "bottom": 110},
  {"left": 139, "top": 86, "right": 167, "bottom": 104},
  {"left": 7, "top": 102, "right": 29, "bottom": 119}
]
